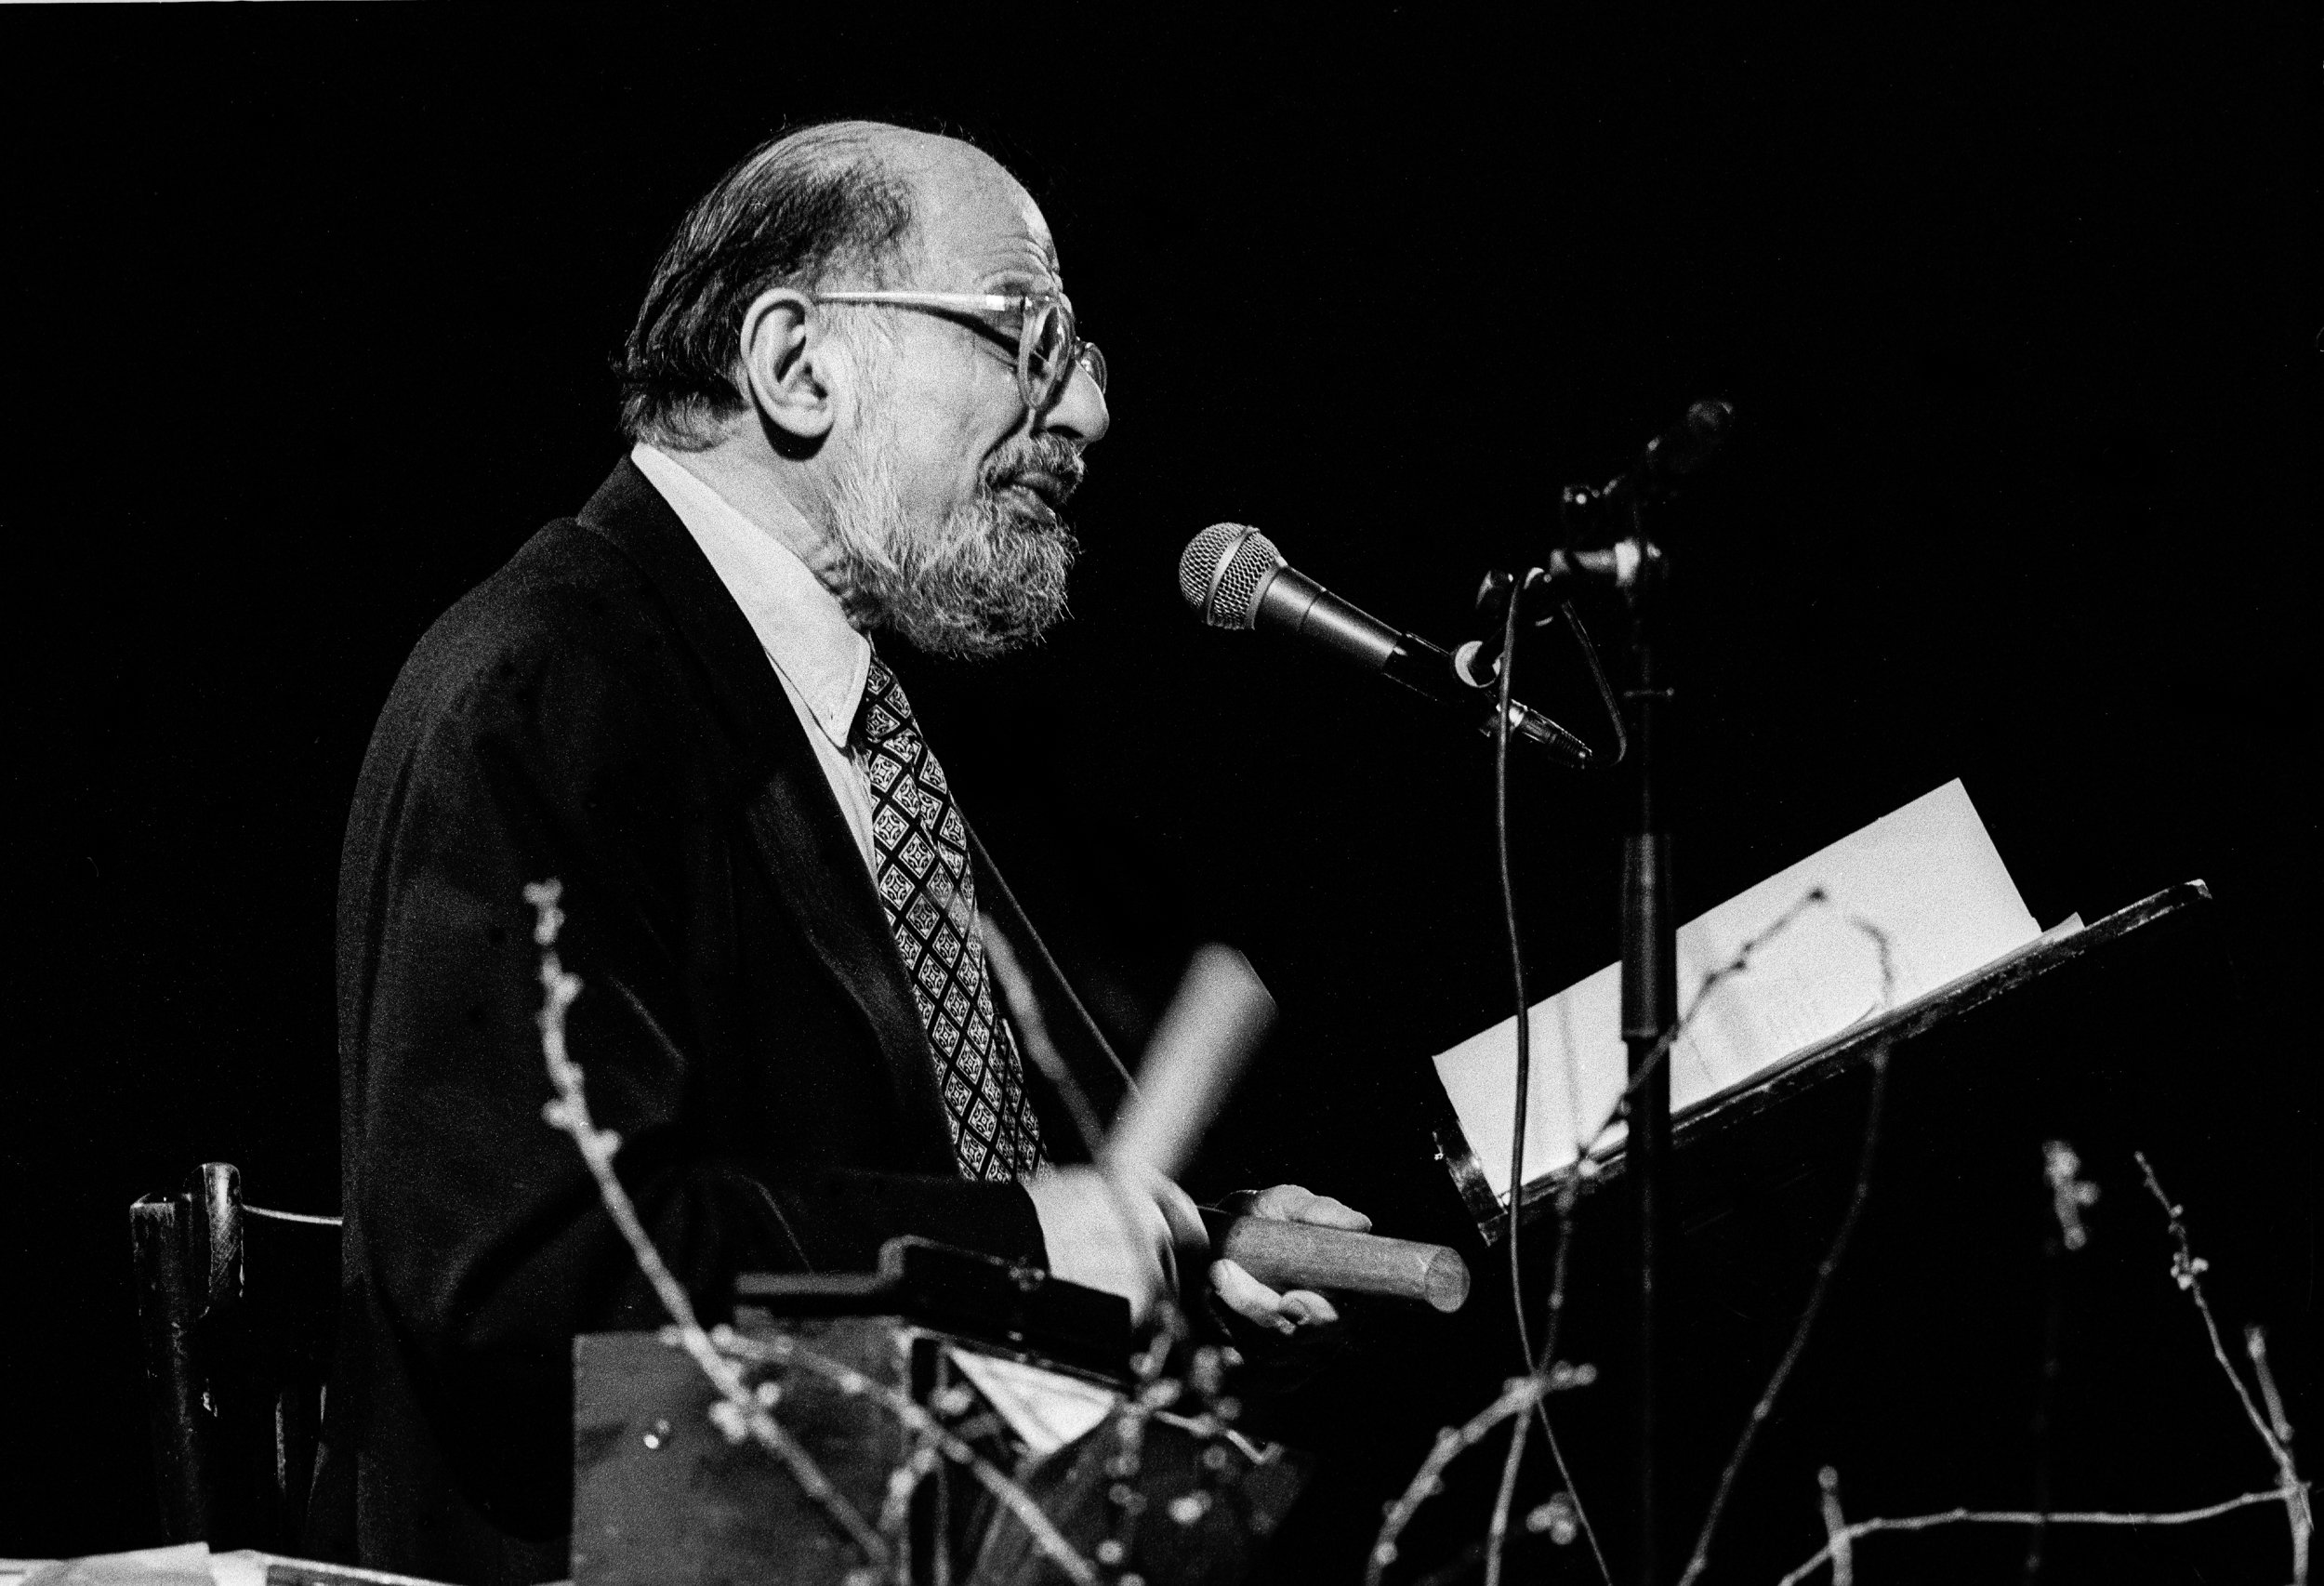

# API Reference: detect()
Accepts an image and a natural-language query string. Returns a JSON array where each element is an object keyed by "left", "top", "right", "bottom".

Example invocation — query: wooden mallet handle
[
  {"left": 1104, "top": 944, "right": 1275, "bottom": 1183},
  {"left": 1205, "top": 1211, "right": 1472, "bottom": 1314}
]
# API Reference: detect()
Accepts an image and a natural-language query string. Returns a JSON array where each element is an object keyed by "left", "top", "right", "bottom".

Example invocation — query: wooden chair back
[{"left": 129, "top": 1162, "right": 341, "bottom": 1548}]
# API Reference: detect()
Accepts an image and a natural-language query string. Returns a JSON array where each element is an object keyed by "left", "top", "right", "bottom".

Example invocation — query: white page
[
  {"left": 1433, "top": 779, "right": 2041, "bottom": 1203},
  {"left": 944, "top": 1346, "right": 1120, "bottom": 1458}
]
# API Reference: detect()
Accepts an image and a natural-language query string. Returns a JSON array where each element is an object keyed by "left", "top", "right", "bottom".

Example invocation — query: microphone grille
[{"left": 1178, "top": 522, "right": 1283, "bottom": 629}]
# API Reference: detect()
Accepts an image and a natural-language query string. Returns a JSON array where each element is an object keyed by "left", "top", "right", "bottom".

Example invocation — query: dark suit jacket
[{"left": 320, "top": 459, "right": 1133, "bottom": 1584}]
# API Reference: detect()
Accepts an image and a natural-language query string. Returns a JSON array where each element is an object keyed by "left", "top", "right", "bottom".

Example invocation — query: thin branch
[
  {"left": 1369, "top": 1376, "right": 1538, "bottom": 1586},
  {"left": 1534, "top": 1409, "right": 1612, "bottom": 1586},
  {"left": 2248, "top": 1326, "right": 2296, "bottom": 1447},
  {"left": 2025, "top": 1139, "right": 2098, "bottom": 1582},
  {"left": 1482, "top": 1405, "right": 1531, "bottom": 1586},
  {"left": 1483, "top": 892, "right": 1847, "bottom": 1586},
  {"left": 528, "top": 880, "right": 1098, "bottom": 1586},
  {"left": 876, "top": 1442, "right": 943, "bottom": 1553},
  {"left": 1525, "top": 1183, "right": 1614, "bottom": 1586},
  {"left": 1814, "top": 1467, "right": 1852, "bottom": 1586},
  {"left": 1367, "top": 1368, "right": 1595, "bottom": 1586},
  {"left": 1578, "top": 887, "right": 1832, "bottom": 1158},
  {"left": 713, "top": 1327, "right": 1099, "bottom": 1586},
  {"left": 2133, "top": 1153, "right": 2295, "bottom": 1470},
  {"left": 1676, "top": 1047, "right": 1892, "bottom": 1586},
  {"left": 2135, "top": 1151, "right": 2311, "bottom": 1582},
  {"left": 524, "top": 880, "right": 889, "bottom": 1568},
  {"left": 1773, "top": 1487, "right": 2302, "bottom": 1586}
]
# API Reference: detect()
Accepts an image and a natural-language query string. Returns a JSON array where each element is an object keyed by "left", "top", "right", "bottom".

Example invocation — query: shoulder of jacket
[{"left": 390, "top": 519, "right": 696, "bottom": 724}]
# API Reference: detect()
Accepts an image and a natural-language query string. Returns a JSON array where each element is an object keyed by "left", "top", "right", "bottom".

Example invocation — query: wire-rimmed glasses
[{"left": 811, "top": 288, "right": 1107, "bottom": 414}]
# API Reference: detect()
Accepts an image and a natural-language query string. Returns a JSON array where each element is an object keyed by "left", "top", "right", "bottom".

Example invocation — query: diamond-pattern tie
[{"left": 852, "top": 652, "right": 1046, "bottom": 1183}]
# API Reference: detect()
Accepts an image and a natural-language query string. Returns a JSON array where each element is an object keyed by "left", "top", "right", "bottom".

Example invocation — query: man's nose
[{"left": 1036, "top": 360, "right": 1109, "bottom": 446}]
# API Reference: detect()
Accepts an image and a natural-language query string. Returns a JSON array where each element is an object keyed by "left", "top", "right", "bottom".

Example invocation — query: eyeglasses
[{"left": 811, "top": 288, "right": 1107, "bottom": 414}]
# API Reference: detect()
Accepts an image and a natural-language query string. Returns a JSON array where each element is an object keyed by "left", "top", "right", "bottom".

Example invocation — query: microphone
[
  {"left": 1633, "top": 398, "right": 1734, "bottom": 489},
  {"left": 1563, "top": 399, "right": 1735, "bottom": 534},
  {"left": 1179, "top": 524, "right": 1593, "bottom": 768}
]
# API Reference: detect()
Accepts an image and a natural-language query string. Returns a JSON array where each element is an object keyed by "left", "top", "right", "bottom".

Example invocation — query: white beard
[{"left": 824, "top": 404, "right": 1080, "bottom": 661}]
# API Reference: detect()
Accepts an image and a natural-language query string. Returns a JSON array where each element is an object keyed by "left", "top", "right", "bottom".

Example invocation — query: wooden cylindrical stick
[
  {"left": 1208, "top": 1213, "right": 1472, "bottom": 1314},
  {"left": 1104, "top": 943, "right": 1275, "bottom": 1182}
]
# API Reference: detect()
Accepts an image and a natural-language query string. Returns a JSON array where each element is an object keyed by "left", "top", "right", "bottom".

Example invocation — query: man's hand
[
  {"left": 1024, "top": 1163, "right": 1208, "bottom": 1324},
  {"left": 1208, "top": 1183, "right": 1372, "bottom": 1333}
]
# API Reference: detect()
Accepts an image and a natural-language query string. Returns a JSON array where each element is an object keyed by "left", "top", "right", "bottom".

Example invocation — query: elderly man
[{"left": 324, "top": 121, "right": 1363, "bottom": 1581}]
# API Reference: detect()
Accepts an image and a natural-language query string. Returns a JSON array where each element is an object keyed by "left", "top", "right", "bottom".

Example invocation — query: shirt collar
[{"left": 629, "top": 442, "right": 869, "bottom": 750}]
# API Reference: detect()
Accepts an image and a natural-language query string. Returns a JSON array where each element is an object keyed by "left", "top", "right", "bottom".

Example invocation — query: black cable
[
  {"left": 1494, "top": 578, "right": 1619, "bottom": 1586},
  {"left": 1494, "top": 574, "right": 1533, "bottom": 1368},
  {"left": 1558, "top": 596, "right": 1629, "bottom": 767}
]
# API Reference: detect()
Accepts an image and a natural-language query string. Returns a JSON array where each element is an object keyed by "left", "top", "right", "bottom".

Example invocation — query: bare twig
[
  {"left": 1367, "top": 1367, "right": 1596, "bottom": 1586},
  {"left": 1814, "top": 1467, "right": 1852, "bottom": 1586},
  {"left": 1370, "top": 1377, "right": 1538, "bottom": 1586},
  {"left": 1488, "top": 893, "right": 1848, "bottom": 1586},
  {"left": 1676, "top": 1047, "right": 1892, "bottom": 1586},
  {"left": 1530, "top": 1188, "right": 1615, "bottom": 1586},
  {"left": 1579, "top": 887, "right": 1832, "bottom": 1157},
  {"left": 1773, "top": 1487, "right": 2301, "bottom": 1586},
  {"left": 876, "top": 1442, "right": 943, "bottom": 1554},
  {"left": 2249, "top": 1327, "right": 2296, "bottom": 1446},
  {"left": 2135, "top": 1151, "right": 2311, "bottom": 1582},
  {"left": 1533, "top": 1409, "right": 1610, "bottom": 1585},
  {"left": 712, "top": 1327, "right": 1099, "bottom": 1586},
  {"left": 1418, "top": 895, "right": 1885, "bottom": 1586},
  {"left": 1482, "top": 1403, "right": 1531, "bottom": 1586},
  {"left": 524, "top": 881, "right": 889, "bottom": 1568},
  {"left": 2025, "top": 1139, "right": 2099, "bottom": 1582},
  {"left": 528, "top": 879, "right": 1098, "bottom": 1586},
  {"left": 2041, "top": 1139, "right": 2100, "bottom": 1253}
]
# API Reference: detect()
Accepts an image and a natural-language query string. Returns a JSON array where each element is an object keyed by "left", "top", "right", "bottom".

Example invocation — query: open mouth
[{"left": 997, "top": 469, "right": 1077, "bottom": 518}]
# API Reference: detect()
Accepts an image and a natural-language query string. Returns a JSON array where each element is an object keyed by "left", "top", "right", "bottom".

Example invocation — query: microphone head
[
  {"left": 1178, "top": 522, "right": 1285, "bottom": 629},
  {"left": 1644, "top": 399, "right": 1735, "bottom": 480}
]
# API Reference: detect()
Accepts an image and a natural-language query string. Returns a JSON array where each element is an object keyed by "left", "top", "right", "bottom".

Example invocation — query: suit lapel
[{"left": 573, "top": 459, "right": 956, "bottom": 1167}]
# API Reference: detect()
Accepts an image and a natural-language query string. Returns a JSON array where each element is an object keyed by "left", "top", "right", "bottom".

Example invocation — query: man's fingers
[
  {"left": 1209, "top": 1258, "right": 1298, "bottom": 1333},
  {"left": 1278, "top": 1288, "right": 1340, "bottom": 1328},
  {"left": 1244, "top": 1183, "right": 1373, "bottom": 1232},
  {"left": 1151, "top": 1170, "right": 1212, "bottom": 1254},
  {"left": 1210, "top": 1260, "right": 1341, "bottom": 1331}
]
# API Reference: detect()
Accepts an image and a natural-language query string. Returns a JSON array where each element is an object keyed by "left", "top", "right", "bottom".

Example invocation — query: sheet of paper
[
  {"left": 1433, "top": 779, "right": 2043, "bottom": 1203},
  {"left": 944, "top": 1346, "right": 1120, "bottom": 1458},
  {"left": 0, "top": 1546, "right": 213, "bottom": 1586}
]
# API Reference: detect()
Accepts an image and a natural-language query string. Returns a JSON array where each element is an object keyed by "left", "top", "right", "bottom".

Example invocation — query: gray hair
[{"left": 618, "top": 121, "right": 919, "bottom": 450}]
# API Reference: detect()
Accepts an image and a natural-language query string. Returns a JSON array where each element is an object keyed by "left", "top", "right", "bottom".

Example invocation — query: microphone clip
[
  {"left": 1457, "top": 562, "right": 1634, "bottom": 768},
  {"left": 1455, "top": 568, "right": 1553, "bottom": 688}
]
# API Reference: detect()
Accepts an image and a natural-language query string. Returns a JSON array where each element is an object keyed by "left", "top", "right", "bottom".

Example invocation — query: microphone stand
[
  {"left": 1617, "top": 505, "right": 1673, "bottom": 1586},
  {"left": 1492, "top": 400, "right": 1725, "bottom": 1586},
  {"left": 1550, "top": 487, "right": 1677, "bottom": 1586}
]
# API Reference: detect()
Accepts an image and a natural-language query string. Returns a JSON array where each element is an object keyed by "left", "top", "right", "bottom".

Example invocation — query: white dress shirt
[{"left": 628, "top": 442, "right": 879, "bottom": 876}]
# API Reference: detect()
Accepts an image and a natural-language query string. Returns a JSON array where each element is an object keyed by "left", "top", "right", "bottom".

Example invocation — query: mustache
[{"left": 983, "top": 437, "right": 1086, "bottom": 507}]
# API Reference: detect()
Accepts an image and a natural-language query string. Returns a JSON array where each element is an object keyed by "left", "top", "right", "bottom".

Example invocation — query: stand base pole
[{"left": 1623, "top": 831, "right": 1676, "bottom": 1586}]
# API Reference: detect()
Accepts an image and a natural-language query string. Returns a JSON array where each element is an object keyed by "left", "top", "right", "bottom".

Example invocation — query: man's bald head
[{"left": 619, "top": 120, "right": 1008, "bottom": 450}]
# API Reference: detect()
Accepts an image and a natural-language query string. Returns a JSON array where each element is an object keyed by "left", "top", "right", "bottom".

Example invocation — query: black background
[{"left": 1, "top": 7, "right": 2312, "bottom": 1580}]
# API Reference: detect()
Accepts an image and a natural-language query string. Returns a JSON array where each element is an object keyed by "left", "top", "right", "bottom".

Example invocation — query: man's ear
[{"left": 738, "top": 288, "right": 834, "bottom": 444}]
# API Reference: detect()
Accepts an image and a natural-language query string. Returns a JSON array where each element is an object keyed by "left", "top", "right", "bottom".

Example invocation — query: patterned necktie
[{"left": 852, "top": 651, "right": 1046, "bottom": 1182}]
